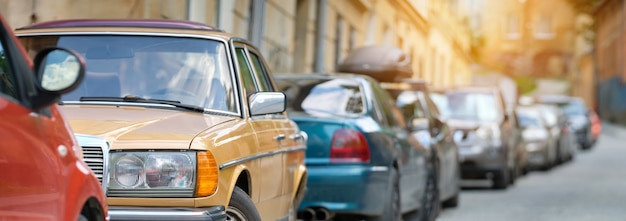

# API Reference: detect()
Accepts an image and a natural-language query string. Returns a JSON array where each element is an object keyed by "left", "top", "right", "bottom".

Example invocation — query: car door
[
  {"left": 422, "top": 91, "right": 458, "bottom": 198},
  {"left": 234, "top": 43, "right": 285, "bottom": 214},
  {"left": 0, "top": 21, "right": 61, "bottom": 220},
  {"left": 246, "top": 46, "right": 301, "bottom": 207},
  {"left": 370, "top": 81, "right": 425, "bottom": 212}
]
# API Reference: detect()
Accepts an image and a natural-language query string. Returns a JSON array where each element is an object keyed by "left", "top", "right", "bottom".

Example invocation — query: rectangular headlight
[{"left": 108, "top": 151, "right": 196, "bottom": 197}]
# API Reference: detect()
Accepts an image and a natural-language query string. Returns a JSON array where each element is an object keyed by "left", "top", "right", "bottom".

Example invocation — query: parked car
[
  {"left": 515, "top": 105, "right": 554, "bottom": 171},
  {"left": 534, "top": 103, "right": 576, "bottom": 164},
  {"left": 16, "top": 19, "right": 307, "bottom": 221},
  {"left": 430, "top": 86, "right": 522, "bottom": 189},
  {"left": 381, "top": 79, "right": 461, "bottom": 209},
  {"left": 0, "top": 15, "right": 108, "bottom": 221},
  {"left": 535, "top": 95, "right": 598, "bottom": 150},
  {"left": 275, "top": 73, "right": 437, "bottom": 221}
]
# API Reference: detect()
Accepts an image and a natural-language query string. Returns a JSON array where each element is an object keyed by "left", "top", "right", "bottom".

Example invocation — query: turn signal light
[{"left": 195, "top": 151, "right": 219, "bottom": 197}]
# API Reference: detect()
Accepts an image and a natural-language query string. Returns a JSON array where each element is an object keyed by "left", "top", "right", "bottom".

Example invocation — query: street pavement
[{"left": 437, "top": 123, "right": 626, "bottom": 221}]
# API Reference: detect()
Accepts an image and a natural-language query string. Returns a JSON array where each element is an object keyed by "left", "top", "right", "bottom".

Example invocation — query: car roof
[{"left": 15, "top": 19, "right": 238, "bottom": 41}]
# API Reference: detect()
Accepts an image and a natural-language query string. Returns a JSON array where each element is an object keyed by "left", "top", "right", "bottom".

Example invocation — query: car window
[
  {"left": 235, "top": 47, "right": 258, "bottom": 96},
  {"left": 276, "top": 77, "right": 365, "bottom": 117},
  {"left": 371, "top": 81, "right": 405, "bottom": 128},
  {"left": 396, "top": 91, "right": 426, "bottom": 119},
  {"left": 0, "top": 39, "right": 18, "bottom": 100},
  {"left": 248, "top": 50, "right": 274, "bottom": 92}
]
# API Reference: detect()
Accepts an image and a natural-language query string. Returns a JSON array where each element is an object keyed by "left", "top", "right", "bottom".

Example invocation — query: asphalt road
[{"left": 438, "top": 123, "right": 626, "bottom": 221}]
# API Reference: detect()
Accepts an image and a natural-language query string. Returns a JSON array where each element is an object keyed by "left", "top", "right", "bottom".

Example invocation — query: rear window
[
  {"left": 446, "top": 91, "right": 500, "bottom": 122},
  {"left": 276, "top": 77, "right": 365, "bottom": 117}
]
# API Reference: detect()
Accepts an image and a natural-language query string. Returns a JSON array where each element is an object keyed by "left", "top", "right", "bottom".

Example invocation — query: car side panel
[{"left": 0, "top": 99, "right": 60, "bottom": 220}]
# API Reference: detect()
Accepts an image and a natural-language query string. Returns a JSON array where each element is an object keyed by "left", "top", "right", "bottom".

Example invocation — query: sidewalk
[{"left": 599, "top": 121, "right": 626, "bottom": 138}]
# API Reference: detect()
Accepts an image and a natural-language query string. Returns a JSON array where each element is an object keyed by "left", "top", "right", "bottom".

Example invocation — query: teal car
[{"left": 275, "top": 73, "right": 438, "bottom": 221}]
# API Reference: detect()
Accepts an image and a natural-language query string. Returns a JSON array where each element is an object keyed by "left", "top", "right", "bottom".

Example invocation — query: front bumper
[
  {"left": 109, "top": 206, "right": 227, "bottom": 221},
  {"left": 457, "top": 142, "right": 506, "bottom": 178},
  {"left": 524, "top": 141, "right": 550, "bottom": 168}
]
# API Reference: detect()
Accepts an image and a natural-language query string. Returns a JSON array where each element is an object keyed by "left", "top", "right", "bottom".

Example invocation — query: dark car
[
  {"left": 535, "top": 95, "right": 598, "bottom": 150},
  {"left": 381, "top": 80, "right": 461, "bottom": 209},
  {"left": 0, "top": 14, "right": 108, "bottom": 221},
  {"left": 276, "top": 73, "right": 438, "bottom": 221},
  {"left": 534, "top": 103, "right": 576, "bottom": 164},
  {"left": 430, "top": 86, "right": 523, "bottom": 189}
]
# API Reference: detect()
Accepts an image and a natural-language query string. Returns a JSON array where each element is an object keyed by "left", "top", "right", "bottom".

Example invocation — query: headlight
[{"left": 108, "top": 151, "right": 218, "bottom": 197}]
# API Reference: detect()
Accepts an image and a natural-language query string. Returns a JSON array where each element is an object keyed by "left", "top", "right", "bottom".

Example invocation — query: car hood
[{"left": 60, "top": 105, "right": 236, "bottom": 150}]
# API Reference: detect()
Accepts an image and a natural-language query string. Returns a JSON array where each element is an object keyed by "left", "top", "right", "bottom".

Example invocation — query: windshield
[
  {"left": 445, "top": 91, "right": 500, "bottom": 122},
  {"left": 516, "top": 108, "right": 544, "bottom": 128},
  {"left": 561, "top": 101, "right": 587, "bottom": 116},
  {"left": 276, "top": 77, "right": 365, "bottom": 117},
  {"left": 19, "top": 35, "right": 236, "bottom": 112}
]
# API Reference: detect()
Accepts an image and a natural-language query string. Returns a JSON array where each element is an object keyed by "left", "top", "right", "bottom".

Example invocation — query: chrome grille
[
  {"left": 81, "top": 145, "right": 104, "bottom": 182},
  {"left": 75, "top": 134, "right": 110, "bottom": 194}
]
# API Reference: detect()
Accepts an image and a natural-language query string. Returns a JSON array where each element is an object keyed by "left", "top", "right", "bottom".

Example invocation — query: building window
[
  {"left": 335, "top": 15, "right": 344, "bottom": 68},
  {"left": 348, "top": 26, "right": 357, "bottom": 52},
  {"left": 534, "top": 14, "right": 554, "bottom": 39},
  {"left": 504, "top": 14, "right": 520, "bottom": 39}
]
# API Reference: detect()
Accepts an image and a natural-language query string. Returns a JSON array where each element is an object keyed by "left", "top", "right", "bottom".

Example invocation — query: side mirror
[
  {"left": 410, "top": 117, "right": 430, "bottom": 132},
  {"left": 248, "top": 92, "right": 286, "bottom": 116},
  {"left": 31, "top": 47, "right": 85, "bottom": 110}
]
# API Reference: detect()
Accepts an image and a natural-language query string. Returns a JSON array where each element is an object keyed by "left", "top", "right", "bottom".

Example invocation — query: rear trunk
[{"left": 291, "top": 117, "right": 370, "bottom": 165}]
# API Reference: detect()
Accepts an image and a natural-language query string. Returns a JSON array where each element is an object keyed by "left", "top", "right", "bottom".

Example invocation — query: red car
[{"left": 0, "top": 15, "right": 108, "bottom": 221}]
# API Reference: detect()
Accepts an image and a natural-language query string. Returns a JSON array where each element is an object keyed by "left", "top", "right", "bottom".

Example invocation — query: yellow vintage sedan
[{"left": 16, "top": 19, "right": 307, "bottom": 221}]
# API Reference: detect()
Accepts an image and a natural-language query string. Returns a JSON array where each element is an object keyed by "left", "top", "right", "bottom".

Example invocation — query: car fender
[
  {"left": 291, "top": 164, "right": 307, "bottom": 205},
  {"left": 62, "top": 160, "right": 107, "bottom": 221}
]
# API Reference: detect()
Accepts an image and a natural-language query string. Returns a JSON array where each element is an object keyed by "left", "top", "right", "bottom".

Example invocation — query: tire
[
  {"left": 492, "top": 169, "right": 509, "bottom": 190},
  {"left": 227, "top": 186, "right": 262, "bottom": 221},
  {"left": 421, "top": 168, "right": 440, "bottom": 221},
  {"left": 368, "top": 169, "right": 401, "bottom": 221}
]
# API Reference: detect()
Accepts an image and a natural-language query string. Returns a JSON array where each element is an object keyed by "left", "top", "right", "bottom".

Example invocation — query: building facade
[
  {"left": 0, "top": 0, "right": 473, "bottom": 87},
  {"left": 463, "top": 0, "right": 578, "bottom": 80},
  {"left": 593, "top": 0, "right": 626, "bottom": 124}
]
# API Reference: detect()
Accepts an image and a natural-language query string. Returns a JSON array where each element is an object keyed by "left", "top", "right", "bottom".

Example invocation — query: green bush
[{"left": 515, "top": 76, "right": 537, "bottom": 95}]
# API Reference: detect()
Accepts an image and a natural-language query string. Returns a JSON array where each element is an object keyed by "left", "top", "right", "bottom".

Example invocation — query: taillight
[{"left": 330, "top": 129, "right": 371, "bottom": 163}]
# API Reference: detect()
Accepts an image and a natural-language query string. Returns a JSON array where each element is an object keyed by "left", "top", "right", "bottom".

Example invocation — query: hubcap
[{"left": 226, "top": 206, "right": 247, "bottom": 221}]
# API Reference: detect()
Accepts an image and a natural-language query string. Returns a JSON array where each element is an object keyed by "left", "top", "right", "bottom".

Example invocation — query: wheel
[
  {"left": 420, "top": 168, "right": 440, "bottom": 221},
  {"left": 508, "top": 166, "right": 517, "bottom": 185},
  {"left": 492, "top": 169, "right": 509, "bottom": 190},
  {"left": 367, "top": 169, "right": 401, "bottom": 221},
  {"left": 78, "top": 214, "right": 88, "bottom": 221},
  {"left": 227, "top": 186, "right": 262, "bottom": 221}
]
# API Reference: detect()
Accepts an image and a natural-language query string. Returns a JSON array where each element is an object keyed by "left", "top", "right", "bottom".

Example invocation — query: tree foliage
[{"left": 565, "top": 0, "right": 603, "bottom": 13}]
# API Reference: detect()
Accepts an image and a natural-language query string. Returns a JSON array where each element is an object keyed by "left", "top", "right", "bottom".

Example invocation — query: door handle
[
  {"left": 274, "top": 134, "right": 286, "bottom": 141},
  {"left": 289, "top": 133, "right": 302, "bottom": 140}
]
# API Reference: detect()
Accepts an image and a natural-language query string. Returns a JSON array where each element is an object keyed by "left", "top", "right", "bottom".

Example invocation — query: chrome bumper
[{"left": 108, "top": 206, "right": 227, "bottom": 221}]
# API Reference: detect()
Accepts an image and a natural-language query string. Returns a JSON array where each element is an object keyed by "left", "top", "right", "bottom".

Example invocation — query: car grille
[
  {"left": 81, "top": 145, "right": 104, "bottom": 182},
  {"left": 75, "top": 134, "right": 110, "bottom": 194}
]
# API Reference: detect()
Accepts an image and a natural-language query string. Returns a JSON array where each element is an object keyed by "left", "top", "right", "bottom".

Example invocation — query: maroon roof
[{"left": 17, "top": 19, "right": 222, "bottom": 31}]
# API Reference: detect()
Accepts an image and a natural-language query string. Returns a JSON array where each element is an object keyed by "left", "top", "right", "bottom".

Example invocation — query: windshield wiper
[{"left": 78, "top": 96, "right": 205, "bottom": 112}]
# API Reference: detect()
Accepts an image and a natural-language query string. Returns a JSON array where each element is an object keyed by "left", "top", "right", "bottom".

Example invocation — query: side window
[
  {"left": 235, "top": 48, "right": 258, "bottom": 96},
  {"left": 248, "top": 50, "right": 274, "bottom": 92},
  {"left": 0, "top": 41, "right": 18, "bottom": 100},
  {"left": 371, "top": 81, "right": 404, "bottom": 128}
]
